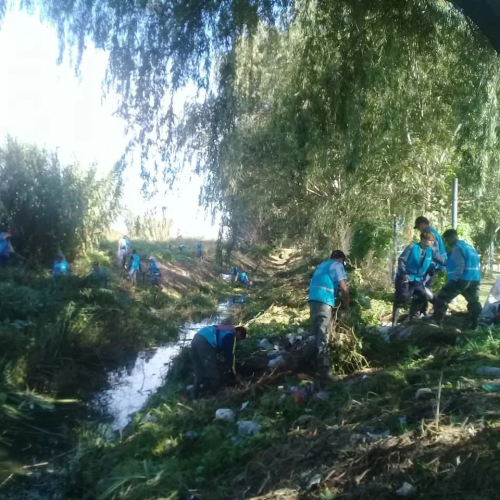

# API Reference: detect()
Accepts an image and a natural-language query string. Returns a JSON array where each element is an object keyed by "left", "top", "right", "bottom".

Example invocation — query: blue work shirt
[
  {"left": 308, "top": 259, "right": 347, "bottom": 307},
  {"left": 196, "top": 325, "right": 237, "bottom": 374}
]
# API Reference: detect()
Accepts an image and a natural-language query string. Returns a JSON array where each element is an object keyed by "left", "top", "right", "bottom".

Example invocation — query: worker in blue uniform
[
  {"left": 425, "top": 229, "right": 482, "bottom": 329},
  {"left": 308, "top": 250, "right": 350, "bottom": 380},
  {"left": 191, "top": 324, "right": 248, "bottom": 397}
]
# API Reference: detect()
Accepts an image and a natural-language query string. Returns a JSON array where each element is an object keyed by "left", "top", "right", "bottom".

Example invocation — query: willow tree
[{"left": 15, "top": 0, "right": 500, "bottom": 253}]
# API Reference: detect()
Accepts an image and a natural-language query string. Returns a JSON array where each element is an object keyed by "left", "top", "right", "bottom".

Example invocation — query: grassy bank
[
  {"left": 62, "top": 255, "right": 500, "bottom": 500},
  {"left": 0, "top": 241, "right": 222, "bottom": 449}
]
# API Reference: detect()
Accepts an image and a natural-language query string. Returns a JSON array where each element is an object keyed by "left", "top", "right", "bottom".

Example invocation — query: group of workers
[
  {"left": 117, "top": 235, "right": 162, "bottom": 286},
  {"left": 306, "top": 217, "right": 482, "bottom": 381}
]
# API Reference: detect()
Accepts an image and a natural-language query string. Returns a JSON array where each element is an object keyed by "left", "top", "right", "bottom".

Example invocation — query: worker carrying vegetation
[
  {"left": 191, "top": 324, "right": 248, "bottom": 398},
  {"left": 128, "top": 250, "right": 141, "bottom": 284},
  {"left": 0, "top": 228, "right": 13, "bottom": 267},
  {"left": 414, "top": 216, "right": 447, "bottom": 308},
  {"left": 147, "top": 255, "right": 161, "bottom": 287},
  {"left": 392, "top": 231, "right": 446, "bottom": 327},
  {"left": 52, "top": 253, "right": 70, "bottom": 278},
  {"left": 425, "top": 229, "right": 482, "bottom": 329},
  {"left": 118, "top": 234, "right": 130, "bottom": 268},
  {"left": 308, "top": 250, "right": 350, "bottom": 380}
]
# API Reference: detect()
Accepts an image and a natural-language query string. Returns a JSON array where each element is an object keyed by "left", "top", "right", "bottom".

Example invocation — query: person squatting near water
[
  {"left": 392, "top": 231, "right": 447, "bottom": 327},
  {"left": 190, "top": 324, "right": 248, "bottom": 397},
  {"left": 413, "top": 216, "right": 448, "bottom": 310},
  {"left": 424, "top": 229, "right": 482, "bottom": 330},
  {"left": 308, "top": 250, "right": 350, "bottom": 381}
]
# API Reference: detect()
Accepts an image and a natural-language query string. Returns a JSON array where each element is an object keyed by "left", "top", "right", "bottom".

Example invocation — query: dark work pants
[
  {"left": 191, "top": 333, "right": 221, "bottom": 397},
  {"left": 309, "top": 300, "right": 333, "bottom": 372},
  {"left": 433, "top": 280, "right": 481, "bottom": 326},
  {"left": 394, "top": 275, "right": 428, "bottom": 318}
]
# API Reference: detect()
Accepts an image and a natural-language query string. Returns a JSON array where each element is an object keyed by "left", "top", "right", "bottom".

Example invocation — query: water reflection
[{"left": 93, "top": 298, "right": 240, "bottom": 430}]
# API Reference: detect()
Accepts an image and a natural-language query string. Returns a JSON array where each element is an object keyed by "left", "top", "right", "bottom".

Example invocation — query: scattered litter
[
  {"left": 215, "top": 409, "right": 235, "bottom": 422},
  {"left": 476, "top": 367, "right": 500, "bottom": 377},
  {"left": 367, "top": 430, "right": 390, "bottom": 440},
  {"left": 482, "top": 383, "right": 500, "bottom": 392},
  {"left": 268, "top": 355, "right": 286, "bottom": 368},
  {"left": 398, "top": 416, "right": 407, "bottom": 425},
  {"left": 397, "top": 326, "right": 415, "bottom": 339},
  {"left": 362, "top": 374, "right": 368, "bottom": 380},
  {"left": 378, "top": 326, "right": 391, "bottom": 342},
  {"left": 415, "top": 388, "right": 433, "bottom": 400},
  {"left": 350, "top": 433, "right": 365, "bottom": 444},
  {"left": 240, "top": 401, "right": 249, "bottom": 410},
  {"left": 278, "top": 386, "right": 284, "bottom": 391},
  {"left": 306, "top": 473, "right": 322, "bottom": 490},
  {"left": 315, "top": 391, "right": 329, "bottom": 401},
  {"left": 237, "top": 420, "right": 262, "bottom": 436},
  {"left": 291, "top": 390, "right": 305, "bottom": 406},
  {"left": 259, "top": 339, "right": 273, "bottom": 350},
  {"left": 183, "top": 430, "right": 199, "bottom": 439},
  {"left": 267, "top": 350, "right": 282, "bottom": 359},
  {"left": 396, "top": 482, "right": 415, "bottom": 496},
  {"left": 358, "top": 296, "right": 371, "bottom": 308},
  {"left": 142, "top": 413, "right": 157, "bottom": 423},
  {"left": 186, "top": 384, "right": 193, "bottom": 392}
]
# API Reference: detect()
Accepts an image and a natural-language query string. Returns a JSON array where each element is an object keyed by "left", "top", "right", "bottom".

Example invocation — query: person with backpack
[
  {"left": 117, "top": 235, "right": 130, "bottom": 268},
  {"left": 425, "top": 229, "right": 482, "bottom": 329},
  {"left": 191, "top": 324, "right": 248, "bottom": 397}
]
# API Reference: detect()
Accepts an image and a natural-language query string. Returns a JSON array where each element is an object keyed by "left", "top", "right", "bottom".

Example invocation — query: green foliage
[
  {"left": 124, "top": 209, "right": 173, "bottom": 242},
  {"left": 0, "top": 137, "right": 123, "bottom": 263},
  {"left": 350, "top": 221, "right": 393, "bottom": 263}
]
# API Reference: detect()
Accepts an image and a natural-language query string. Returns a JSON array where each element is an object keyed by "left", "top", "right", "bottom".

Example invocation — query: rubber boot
[{"left": 392, "top": 306, "right": 400, "bottom": 327}]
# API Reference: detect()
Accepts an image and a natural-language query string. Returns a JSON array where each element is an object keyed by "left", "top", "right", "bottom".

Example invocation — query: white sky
[{"left": 0, "top": 9, "right": 219, "bottom": 239}]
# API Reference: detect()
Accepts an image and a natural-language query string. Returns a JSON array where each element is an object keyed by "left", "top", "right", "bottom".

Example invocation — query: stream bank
[{"left": 0, "top": 297, "right": 245, "bottom": 500}]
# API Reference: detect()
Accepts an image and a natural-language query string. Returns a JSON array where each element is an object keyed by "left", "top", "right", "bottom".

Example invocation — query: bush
[{"left": 0, "top": 137, "right": 123, "bottom": 263}]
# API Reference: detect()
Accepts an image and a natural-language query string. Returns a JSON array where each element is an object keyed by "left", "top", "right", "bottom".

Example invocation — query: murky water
[
  {"left": 94, "top": 299, "right": 236, "bottom": 430},
  {"left": 0, "top": 297, "right": 244, "bottom": 499}
]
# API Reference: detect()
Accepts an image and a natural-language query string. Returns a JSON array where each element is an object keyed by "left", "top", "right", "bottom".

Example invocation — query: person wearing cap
[
  {"left": 425, "top": 229, "right": 482, "bottom": 329},
  {"left": 0, "top": 228, "right": 13, "bottom": 267},
  {"left": 191, "top": 324, "right": 248, "bottom": 397},
  {"left": 52, "top": 253, "right": 70, "bottom": 278},
  {"left": 392, "top": 231, "right": 446, "bottom": 326},
  {"left": 308, "top": 250, "right": 350, "bottom": 380},
  {"left": 414, "top": 217, "right": 447, "bottom": 306},
  {"left": 147, "top": 255, "right": 161, "bottom": 286}
]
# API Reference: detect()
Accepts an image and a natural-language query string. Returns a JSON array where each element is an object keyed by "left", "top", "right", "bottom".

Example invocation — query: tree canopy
[{"left": 10, "top": 0, "right": 500, "bottom": 255}]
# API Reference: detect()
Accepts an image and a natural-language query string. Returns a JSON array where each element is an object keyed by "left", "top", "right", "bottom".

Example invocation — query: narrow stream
[
  {"left": 0, "top": 297, "right": 244, "bottom": 499},
  {"left": 94, "top": 298, "right": 238, "bottom": 431}
]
